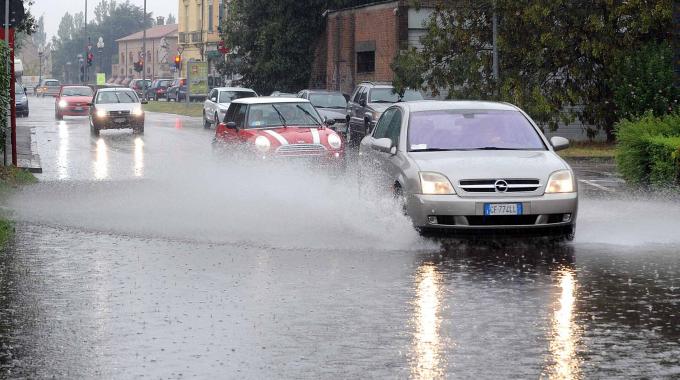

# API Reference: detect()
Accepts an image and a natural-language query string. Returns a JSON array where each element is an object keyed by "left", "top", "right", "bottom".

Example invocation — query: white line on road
[{"left": 579, "top": 179, "right": 614, "bottom": 192}]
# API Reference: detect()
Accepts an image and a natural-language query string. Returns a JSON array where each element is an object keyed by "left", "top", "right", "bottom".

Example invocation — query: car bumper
[
  {"left": 93, "top": 116, "right": 145, "bottom": 129},
  {"left": 406, "top": 192, "right": 578, "bottom": 231},
  {"left": 59, "top": 106, "right": 90, "bottom": 116},
  {"left": 15, "top": 103, "right": 28, "bottom": 112}
]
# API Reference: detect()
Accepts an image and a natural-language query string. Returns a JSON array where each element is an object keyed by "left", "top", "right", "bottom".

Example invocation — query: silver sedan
[{"left": 359, "top": 101, "right": 578, "bottom": 240}]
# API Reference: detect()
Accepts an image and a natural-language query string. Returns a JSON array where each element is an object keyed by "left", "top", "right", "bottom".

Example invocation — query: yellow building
[{"left": 177, "top": 0, "right": 227, "bottom": 77}]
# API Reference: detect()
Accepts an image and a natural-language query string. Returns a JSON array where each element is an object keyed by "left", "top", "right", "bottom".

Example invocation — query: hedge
[
  {"left": 0, "top": 40, "right": 9, "bottom": 154},
  {"left": 615, "top": 113, "right": 680, "bottom": 186}
]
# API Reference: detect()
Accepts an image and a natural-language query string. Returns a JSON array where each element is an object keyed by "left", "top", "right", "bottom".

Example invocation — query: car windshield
[
  {"left": 62, "top": 86, "right": 93, "bottom": 97},
  {"left": 158, "top": 80, "right": 172, "bottom": 87},
  {"left": 96, "top": 90, "right": 139, "bottom": 104},
  {"left": 14, "top": 83, "right": 24, "bottom": 93},
  {"left": 247, "top": 102, "right": 321, "bottom": 128},
  {"left": 408, "top": 110, "right": 546, "bottom": 151},
  {"left": 218, "top": 91, "right": 256, "bottom": 103},
  {"left": 309, "top": 93, "right": 347, "bottom": 109},
  {"left": 370, "top": 88, "right": 423, "bottom": 103}
]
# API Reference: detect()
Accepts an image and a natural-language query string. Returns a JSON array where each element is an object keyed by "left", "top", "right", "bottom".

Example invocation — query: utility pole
[
  {"left": 84, "top": 0, "right": 88, "bottom": 84},
  {"left": 492, "top": 0, "right": 499, "bottom": 92},
  {"left": 142, "top": 0, "right": 146, "bottom": 100}
]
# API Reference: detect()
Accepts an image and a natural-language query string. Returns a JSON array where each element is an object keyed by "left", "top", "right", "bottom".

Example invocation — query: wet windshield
[
  {"left": 408, "top": 110, "right": 546, "bottom": 151},
  {"left": 96, "top": 90, "right": 139, "bottom": 104},
  {"left": 247, "top": 102, "right": 321, "bottom": 128},
  {"left": 309, "top": 93, "right": 347, "bottom": 109},
  {"left": 370, "top": 88, "right": 423, "bottom": 103},
  {"left": 62, "top": 86, "right": 93, "bottom": 97},
  {"left": 219, "top": 91, "right": 256, "bottom": 103}
]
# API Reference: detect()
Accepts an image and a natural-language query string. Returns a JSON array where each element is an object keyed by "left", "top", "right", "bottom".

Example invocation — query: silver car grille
[
  {"left": 276, "top": 144, "right": 326, "bottom": 157},
  {"left": 108, "top": 110, "right": 131, "bottom": 116},
  {"left": 459, "top": 179, "right": 541, "bottom": 193}
]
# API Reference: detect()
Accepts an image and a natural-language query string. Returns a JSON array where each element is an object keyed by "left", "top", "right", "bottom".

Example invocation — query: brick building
[
  {"left": 111, "top": 22, "right": 179, "bottom": 83},
  {"left": 311, "top": 0, "right": 434, "bottom": 95}
]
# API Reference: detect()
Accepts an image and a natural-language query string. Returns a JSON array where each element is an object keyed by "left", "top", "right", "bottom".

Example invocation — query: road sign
[
  {"left": 188, "top": 61, "right": 208, "bottom": 98},
  {"left": 96, "top": 73, "right": 106, "bottom": 85}
]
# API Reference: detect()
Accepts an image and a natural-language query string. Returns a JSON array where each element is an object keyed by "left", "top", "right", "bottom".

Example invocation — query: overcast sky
[{"left": 30, "top": 0, "right": 179, "bottom": 41}]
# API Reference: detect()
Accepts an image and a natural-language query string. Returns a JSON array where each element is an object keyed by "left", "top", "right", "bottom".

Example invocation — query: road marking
[{"left": 579, "top": 179, "right": 614, "bottom": 192}]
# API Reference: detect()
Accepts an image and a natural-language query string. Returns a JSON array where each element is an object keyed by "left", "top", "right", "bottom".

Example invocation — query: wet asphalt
[{"left": 0, "top": 97, "right": 678, "bottom": 379}]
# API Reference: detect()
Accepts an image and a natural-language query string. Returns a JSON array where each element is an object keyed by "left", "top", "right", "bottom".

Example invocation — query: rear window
[
  {"left": 369, "top": 88, "right": 422, "bottom": 103},
  {"left": 408, "top": 110, "right": 546, "bottom": 151},
  {"left": 218, "top": 91, "right": 256, "bottom": 103},
  {"left": 45, "top": 81, "right": 60, "bottom": 87}
]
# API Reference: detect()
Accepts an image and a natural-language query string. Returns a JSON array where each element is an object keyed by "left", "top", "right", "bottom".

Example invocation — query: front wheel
[
  {"left": 203, "top": 111, "right": 211, "bottom": 129},
  {"left": 133, "top": 126, "right": 144, "bottom": 135},
  {"left": 91, "top": 123, "right": 100, "bottom": 136}
]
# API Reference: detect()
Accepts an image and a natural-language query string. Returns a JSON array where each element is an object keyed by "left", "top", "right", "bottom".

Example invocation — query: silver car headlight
[
  {"left": 327, "top": 133, "right": 342, "bottom": 149},
  {"left": 255, "top": 136, "right": 271, "bottom": 152},
  {"left": 419, "top": 172, "right": 456, "bottom": 195},
  {"left": 545, "top": 170, "right": 576, "bottom": 193},
  {"left": 132, "top": 107, "right": 144, "bottom": 117}
]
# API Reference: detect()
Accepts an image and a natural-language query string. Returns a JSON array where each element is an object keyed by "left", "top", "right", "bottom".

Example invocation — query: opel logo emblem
[{"left": 494, "top": 180, "right": 509, "bottom": 193}]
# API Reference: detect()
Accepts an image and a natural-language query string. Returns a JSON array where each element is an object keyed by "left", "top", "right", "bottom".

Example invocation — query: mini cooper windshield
[
  {"left": 247, "top": 103, "right": 322, "bottom": 128},
  {"left": 408, "top": 110, "right": 546, "bottom": 151}
]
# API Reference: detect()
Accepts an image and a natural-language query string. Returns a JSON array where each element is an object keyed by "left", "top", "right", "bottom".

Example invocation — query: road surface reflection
[{"left": 411, "top": 262, "right": 444, "bottom": 379}]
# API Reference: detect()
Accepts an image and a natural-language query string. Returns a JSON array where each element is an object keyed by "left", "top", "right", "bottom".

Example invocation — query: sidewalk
[{"left": 16, "top": 114, "right": 42, "bottom": 173}]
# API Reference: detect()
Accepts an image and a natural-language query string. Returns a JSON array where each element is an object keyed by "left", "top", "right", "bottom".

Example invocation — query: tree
[
  {"left": 393, "top": 0, "right": 676, "bottom": 140},
  {"left": 167, "top": 13, "right": 176, "bottom": 25}
]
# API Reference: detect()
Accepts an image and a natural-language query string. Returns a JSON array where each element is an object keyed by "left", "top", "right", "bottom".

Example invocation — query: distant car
[
  {"left": 298, "top": 89, "right": 348, "bottom": 134},
  {"left": 89, "top": 88, "right": 147, "bottom": 136},
  {"left": 129, "top": 79, "right": 152, "bottom": 98},
  {"left": 166, "top": 78, "right": 186, "bottom": 102},
  {"left": 346, "top": 81, "right": 423, "bottom": 144},
  {"left": 146, "top": 78, "right": 173, "bottom": 101},
  {"left": 359, "top": 100, "right": 578, "bottom": 240},
  {"left": 269, "top": 91, "right": 297, "bottom": 97},
  {"left": 36, "top": 79, "right": 61, "bottom": 97},
  {"left": 203, "top": 87, "right": 258, "bottom": 129},
  {"left": 15, "top": 82, "right": 29, "bottom": 117},
  {"left": 213, "top": 97, "right": 345, "bottom": 166},
  {"left": 55, "top": 85, "right": 94, "bottom": 120}
]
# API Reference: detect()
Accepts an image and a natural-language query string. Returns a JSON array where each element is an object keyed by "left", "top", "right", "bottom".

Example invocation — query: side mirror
[
  {"left": 210, "top": 97, "right": 217, "bottom": 102},
  {"left": 372, "top": 138, "right": 394, "bottom": 154},
  {"left": 550, "top": 136, "right": 570, "bottom": 151},
  {"left": 141, "top": 99, "right": 148, "bottom": 104},
  {"left": 359, "top": 99, "right": 367, "bottom": 107},
  {"left": 87, "top": 102, "right": 94, "bottom": 106},
  {"left": 324, "top": 117, "right": 336, "bottom": 126},
  {"left": 23, "top": 88, "right": 27, "bottom": 95},
  {"left": 225, "top": 121, "right": 238, "bottom": 130}
]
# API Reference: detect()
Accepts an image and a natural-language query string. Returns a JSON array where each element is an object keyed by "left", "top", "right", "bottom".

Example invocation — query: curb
[{"left": 17, "top": 127, "right": 42, "bottom": 173}]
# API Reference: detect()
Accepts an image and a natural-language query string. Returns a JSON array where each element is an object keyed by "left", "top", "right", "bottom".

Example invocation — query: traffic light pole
[
  {"left": 142, "top": 0, "right": 146, "bottom": 100},
  {"left": 84, "top": 0, "right": 88, "bottom": 84}
]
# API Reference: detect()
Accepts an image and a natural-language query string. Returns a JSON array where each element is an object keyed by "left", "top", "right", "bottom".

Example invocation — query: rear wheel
[
  {"left": 214, "top": 112, "right": 219, "bottom": 126},
  {"left": 176, "top": 93, "right": 180, "bottom": 102},
  {"left": 134, "top": 126, "right": 144, "bottom": 134}
]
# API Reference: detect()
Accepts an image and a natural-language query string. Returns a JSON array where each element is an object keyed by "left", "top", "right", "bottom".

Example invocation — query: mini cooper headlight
[
  {"left": 96, "top": 108, "right": 108, "bottom": 118},
  {"left": 58, "top": 99, "right": 68, "bottom": 108},
  {"left": 132, "top": 107, "right": 144, "bottom": 117},
  {"left": 545, "top": 170, "right": 576, "bottom": 193},
  {"left": 328, "top": 133, "right": 342, "bottom": 149},
  {"left": 419, "top": 172, "right": 456, "bottom": 195},
  {"left": 255, "top": 136, "right": 271, "bottom": 152}
]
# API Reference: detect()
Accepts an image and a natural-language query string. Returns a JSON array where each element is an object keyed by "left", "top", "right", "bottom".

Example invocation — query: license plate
[
  {"left": 114, "top": 117, "right": 126, "bottom": 123},
  {"left": 484, "top": 203, "right": 523, "bottom": 216},
  {"left": 74, "top": 107, "right": 83, "bottom": 111}
]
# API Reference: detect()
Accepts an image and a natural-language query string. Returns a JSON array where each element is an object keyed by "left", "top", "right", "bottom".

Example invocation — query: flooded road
[{"left": 1, "top": 97, "right": 678, "bottom": 378}]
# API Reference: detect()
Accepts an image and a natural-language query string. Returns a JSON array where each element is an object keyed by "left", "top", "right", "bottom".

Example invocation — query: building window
[
  {"left": 208, "top": 2, "right": 214, "bottom": 32},
  {"left": 120, "top": 53, "right": 125, "bottom": 64},
  {"left": 196, "top": 4, "right": 202, "bottom": 30},
  {"left": 129, "top": 52, "right": 134, "bottom": 62},
  {"left": 185, "top": 6, "right": 189, "bottom": 32},
  {"left": 121, "top": 68, "right": 124, "bottom": 75},
  {"left": 357, "top": 51, "right": 375, "bottom": 74}
]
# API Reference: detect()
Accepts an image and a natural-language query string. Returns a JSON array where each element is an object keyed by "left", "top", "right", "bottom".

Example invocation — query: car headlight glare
[
  {"left": 545, "top": 170, "right": 575, "bottom": 193},
  {"left": 96, "top": 108, "right": 107, "bottom": 118},
  {"left": 58, "top": 99, "right": 67, "bottom": 108},
  {"left": 255, "top": 136, "right": 271, "bottom": 152},
  {"left": 328, "top": 133, "right": 342, "bottom": 149},
  {"left": 132, "top": 107, "right": 143, "bottom": 117},
  {"left": 419, "top": 172, "right": 455, "bottom": 195}
]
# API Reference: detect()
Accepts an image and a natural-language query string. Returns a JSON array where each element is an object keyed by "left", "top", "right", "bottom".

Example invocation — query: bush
[
  {"left": 646, "top": 136, "right": 680, "bottom": 187},
  {"left": 615, "top": 113, "right": 680, "bottom": 185}
]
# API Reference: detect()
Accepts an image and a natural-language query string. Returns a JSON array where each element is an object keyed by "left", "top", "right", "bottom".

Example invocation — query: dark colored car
[
  {"left": 345, "top": 81, "right": 423, "bottom": 145},
  {"left": 15, "top": 82, "right": 29, "bottom": 117},
  {"left": 146, "top": 78, "right": 173, "bottom": 101},
  {"left": 298, "top": 89, "right": 348, "bottom": 134},
  {"left": 129, "top": 79, "right": 152, "bottom": 98},
  {"left": 166, "top": 78, "right": 186, "bottom": 102},
  {"left": 89, "top": 88, "right": 147, "bottom": 136}
]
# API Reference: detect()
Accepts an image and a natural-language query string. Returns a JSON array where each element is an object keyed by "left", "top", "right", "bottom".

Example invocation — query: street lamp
[
  {"left": 38, "top": 45, "right": 44, "bottom": 84},
  {"left": 97, "top": 36, "right": 104, "bottom": 77}
]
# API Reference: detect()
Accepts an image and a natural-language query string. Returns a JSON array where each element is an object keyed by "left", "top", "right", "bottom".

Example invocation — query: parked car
[
  {"left": 298, "top": 89, "right": 348, "bottom": 134},
  {"left": 55, "top": 85, "right": 94, "bottom": 120},
  {"left": 208, "top": 75, "right": 224, "bottom": 90},
  {"left": 346, "top": 81, "right": 423, "bottom": 144},
  {"left": 166, "top": 78, "right": 186, "bottom": 102},
  {"left": 269, "top": 91, "right": 297, "bottom": 97},
  {"left": 89, "top": 87, "right": 147, "bottom": 136},
  {"left": 129, "top": 79, "right": 152, "bottom": 98},
  {"left": 36, "top": 78, "right": 61, "bottom": 97},
  {"left": 15, "top": 82, "right": 29, "bottom": 117},
  {"left": 358, "top": 100, "right": 577, "bottom": 240},
  {"left": 146, "top": 78, "right": 173, "bottom": 101},
  {"left": 213, "top": 97, "right": 345, "bottom": 166},
  {"left": 203, "top": 87, "right": 258, "bottom": 129}
]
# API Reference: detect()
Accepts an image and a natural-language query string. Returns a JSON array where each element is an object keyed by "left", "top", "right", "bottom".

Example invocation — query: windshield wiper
[
  {"left": 471, "top": 147, "right": 523, "bottom": 150},
  {"left": 296, "top": 105, "right": 323, "bottom": 127},
  {"left": 271, "top": 104, "right": 288, "bottom": 128},
  {"left": 410, "top": 148, "right": 455, "bottom": 152}
]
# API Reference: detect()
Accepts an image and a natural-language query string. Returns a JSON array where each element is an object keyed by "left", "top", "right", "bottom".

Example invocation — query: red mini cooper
[
  {"left": 55, "top": 85, "right": 94, "bottom": 120},
  {"left": 214, "top": 97, "right": 345, "bottom": 165}
]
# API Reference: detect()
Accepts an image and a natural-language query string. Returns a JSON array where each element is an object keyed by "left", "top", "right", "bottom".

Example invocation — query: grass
[
  {"left": 143, "top": 101, "right": 203, "bottom": 118},
  {"left": 0, "top": 166, "right": 37, "bottom": 249},
  {"left": 557, "top": 142, "right": 616, "bottom": 158}
]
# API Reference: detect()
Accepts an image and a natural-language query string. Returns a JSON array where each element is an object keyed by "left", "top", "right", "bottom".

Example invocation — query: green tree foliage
[
  {"left": 51, "top": 0, "right": 153, "bottom": 81},
  {"left": 221, "top": 0, "right": 375, "bottom": 94},
  {"left": 393, "top": 0, "right": 675, "bottom": 140},
  {"left": 166, "top": 13, "right": 176, "bottom": 25}
]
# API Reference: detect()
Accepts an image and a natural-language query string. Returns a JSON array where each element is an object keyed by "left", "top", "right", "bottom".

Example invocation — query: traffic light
[
  {"left": 174, "top": 55, "right": 181, "bottom": 70},
  {"left": 87, "top": 52, "right": 94, "bottom": 66}
]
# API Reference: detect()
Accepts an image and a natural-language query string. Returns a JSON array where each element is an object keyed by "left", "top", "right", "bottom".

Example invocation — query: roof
[
  {"left": 116, "top": 24, "right": 178, "bottom": 42},
  {"left": 232, "top": 97, "right": 310, "bottom": 105},
  {"left": 96, "top": 87, "right": 137, "bottom": 92},
  {"left": 303, "top": 89, "right": 344, "bottom": 94},
  {"left": 213, "top": 87, "right": 257, "bottom": 92},
  {"left": 402, "top": 100, "right": 520, "bottom": 112}
]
